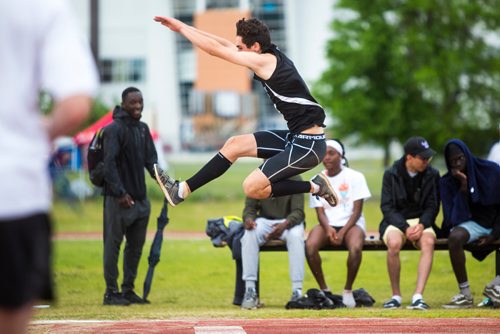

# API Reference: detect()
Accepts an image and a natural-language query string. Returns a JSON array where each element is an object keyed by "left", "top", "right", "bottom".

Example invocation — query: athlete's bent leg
[
  {"left": 219, "top": 134, "right": 257, "bottom": 162},
  {"left": 242, "top": 169, "right": 272, "bottom": 199},
  {"left": 185, "top": 134, "right": 258, "bottom": 195}
]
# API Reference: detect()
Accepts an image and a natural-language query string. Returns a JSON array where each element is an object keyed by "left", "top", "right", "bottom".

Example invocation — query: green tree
[{"left": 315, "top": 0, "right": 500, "bottom": 165}]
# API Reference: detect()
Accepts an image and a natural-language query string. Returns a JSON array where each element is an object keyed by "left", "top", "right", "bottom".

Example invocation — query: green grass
[
  {"left": 41, "top": 159, "right": 495, "bottom": 320},
  {"left": 53, "top": 159, "right": 386, "bottom": 233},
  {"left": 35, "top": 239, "right": 497, "bottom": 320}
]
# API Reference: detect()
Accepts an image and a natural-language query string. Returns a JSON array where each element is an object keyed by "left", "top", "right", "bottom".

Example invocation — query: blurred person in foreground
[
  {"left": 0, "top": 0, "right": 98, "bottom": 333},
  {"left": 379, "top": 136, "right": 440, "bottom": 310},
  {"left": 440, "top": 139, "right": 500, "bottom": 308}
]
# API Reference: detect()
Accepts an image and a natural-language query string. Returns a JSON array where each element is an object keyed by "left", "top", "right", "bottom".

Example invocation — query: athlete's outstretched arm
[{"left": 153, "top": 16, "right": 269, "bottom": 73}]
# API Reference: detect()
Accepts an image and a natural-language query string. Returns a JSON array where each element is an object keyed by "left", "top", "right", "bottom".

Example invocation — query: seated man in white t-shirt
[{"left": 306, "top": 139, "right": 371, "bottom": 308}]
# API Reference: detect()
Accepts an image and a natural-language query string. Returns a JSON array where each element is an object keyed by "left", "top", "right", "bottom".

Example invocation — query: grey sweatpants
[
  {"left": 241, "top": 217, "right": 305, "bottom": 291},
  {"left": 103, "top": 196, "right": 150, "bottom": 293}
]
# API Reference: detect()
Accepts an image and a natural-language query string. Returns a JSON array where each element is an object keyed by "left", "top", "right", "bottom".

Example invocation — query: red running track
[{"left": 30, "top": 317, "right": 500, "bottom": 334}]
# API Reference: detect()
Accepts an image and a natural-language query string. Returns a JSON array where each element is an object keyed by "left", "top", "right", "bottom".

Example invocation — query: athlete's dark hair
[
  {"left": 121, "top": 86, "right": 141, "bottom": 101},
  {"left": 236, "top": 18, "right": 271, "bottom": 50}
]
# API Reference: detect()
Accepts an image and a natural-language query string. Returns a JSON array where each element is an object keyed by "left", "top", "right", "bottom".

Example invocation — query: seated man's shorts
[
  {"left": 382, "top": 218, "right": 436, "bottom": 248},
  {"left": 453, "top": 220, "right": 492, "bottom": 244}
]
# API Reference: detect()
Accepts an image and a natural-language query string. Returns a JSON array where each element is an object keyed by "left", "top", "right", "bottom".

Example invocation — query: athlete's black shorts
[
  {"left": 0, "top": 213, "right": 54, "bottom": 309},
  {"left": 254, "top": 130, "right": 326, "bottom": 183}
]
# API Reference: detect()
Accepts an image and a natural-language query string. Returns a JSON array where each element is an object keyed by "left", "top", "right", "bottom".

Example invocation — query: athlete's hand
[{"left": 154, "top": 16, "right": 183, "bottom": 32}]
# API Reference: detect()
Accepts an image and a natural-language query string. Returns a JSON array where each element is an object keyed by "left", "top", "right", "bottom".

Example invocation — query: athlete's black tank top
[{"left": 253, "top": 44, "right": 326, "bottom": 134}]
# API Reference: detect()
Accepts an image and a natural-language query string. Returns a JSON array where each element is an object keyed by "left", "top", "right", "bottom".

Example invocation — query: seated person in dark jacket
[
  {"left": 379, "top": 136, "right": 440, "bottom": 310},
  {"left": 240, "top": 175, "right": 305, "bottom": 310},
  {"left": 440, "top": 139, "right": 500, "bottom": 309}
]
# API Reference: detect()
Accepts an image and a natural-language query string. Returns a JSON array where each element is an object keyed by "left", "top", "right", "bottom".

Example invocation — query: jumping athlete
[{"left": 153, "top": 16, "right": 338, "bottom": 207}]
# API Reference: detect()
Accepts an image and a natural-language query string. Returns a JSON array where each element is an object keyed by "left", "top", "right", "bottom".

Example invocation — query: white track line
[{"left": 194, "top": 326, "right": 246, "bottom": 334}]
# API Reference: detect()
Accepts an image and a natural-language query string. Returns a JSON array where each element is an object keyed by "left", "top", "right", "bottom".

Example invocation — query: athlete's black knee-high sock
[
  {"left": 186, "top": 152, "right": 232, "bottom": 193},
  {"left": 270, "top": 179, "right": 310, "bottom": 197}
]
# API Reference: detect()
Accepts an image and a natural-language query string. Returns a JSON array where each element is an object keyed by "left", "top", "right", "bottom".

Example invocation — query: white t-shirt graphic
[{"left": 309, "top": 167, "right": 371, "bottom": 230}]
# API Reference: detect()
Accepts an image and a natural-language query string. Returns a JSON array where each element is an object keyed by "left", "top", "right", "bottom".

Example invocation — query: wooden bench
[
  {"left": 231, "top": 237, "right": 500, "bottom": 305},
  {"left": 260, "top": 237, "right": 500, "bottom": 253}
]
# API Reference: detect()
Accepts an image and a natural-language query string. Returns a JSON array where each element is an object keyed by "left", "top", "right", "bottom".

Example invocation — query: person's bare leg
[
  {"left": 448, "top": 227, "right": 469, "bottom": 284},
  {"left": 386, "top": 231, "right": 404, "bottom": 297},
  {"left": 219, "top": 134, "right": 258, "bottom": 162},
  {"left": 181, "top": 134, "right": 258, "bottom": 197},
  {"left": 0, "top": 303, "right": 34, "bottom": 334},
  {"left": 414, "top": 233, "right": 435, "bottom": 295},
  {"left": 305, "top": 225, "right": 329, "bottom": 290},
  {"left": 242, "top": 169, "right": 272, "bottom": 199},
  {"left": 343, "top": 226, "right": 364, "bottom": 290}
]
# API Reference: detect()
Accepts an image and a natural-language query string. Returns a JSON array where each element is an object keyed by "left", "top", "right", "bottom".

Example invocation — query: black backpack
[{"left": 87, "top": 127, "right": 106, "bottom": 187}]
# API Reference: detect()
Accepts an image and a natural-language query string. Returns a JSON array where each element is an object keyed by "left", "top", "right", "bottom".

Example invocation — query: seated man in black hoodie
[
  {"left": 441, "top": 139, "right": 500, "bottom": 309},
  {"left": 379, "top": 136, "right": 440, "bottom": 310}
]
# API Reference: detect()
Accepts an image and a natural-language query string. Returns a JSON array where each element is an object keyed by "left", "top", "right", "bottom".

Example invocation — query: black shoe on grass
[
  {"left": 103, "top": 291, "right": 130, "bottom": 306},
  {"left": 123, "top": 290, "right": 148, "bottom": 304}
]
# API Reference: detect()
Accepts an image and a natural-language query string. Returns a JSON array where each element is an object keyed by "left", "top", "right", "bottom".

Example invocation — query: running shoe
[
  {"left": 406, "top": 299, "right": 429, "bottom": 310},
  {"left": 123, "top": 290, "right": 149, "bottom": 304},
  {"left": 442, "top": 294, "right": 473, "bottom": 309},
  {"left": 241, "top": 287, "right": 258, "bottom": 310},
  {"left": 289, "top": 289, "right": 302, "bottom": 303},
  {"left": 103, "top": 291, "right": 130, "bottom": 306},
  {"left": 154, "top": 164, "right": 184, "bottom": 206},
  {"left": 383, "top": 298, "right": 401, "bottom": 309},
  {"left": 311, "top": 173, "right": 339, "bottom": 207},
  {"left": 477, "top": 297, "right": 493, "bottom": 307},
  {"left": 483, "top": 285, "right": 500, "bottom": 304}
]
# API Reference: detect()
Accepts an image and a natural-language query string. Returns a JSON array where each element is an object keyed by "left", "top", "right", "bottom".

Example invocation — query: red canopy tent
[{"left": 73, "top": 111, "right": 159, "bottom": 145}]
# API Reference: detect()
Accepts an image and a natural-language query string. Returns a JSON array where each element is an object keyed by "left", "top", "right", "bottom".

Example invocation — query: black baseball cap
[{"left": 404, "top": 136, "right": 436, "bottom": 159}]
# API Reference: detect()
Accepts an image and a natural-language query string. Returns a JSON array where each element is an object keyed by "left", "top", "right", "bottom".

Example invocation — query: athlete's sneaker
[
  {"left": 477, "top": 297, "right": 494, "bottom": 307},
  {"left": 289, "top": 289, "right": 302, "bottom": 303},
  {"left": 241, "top": 288, "right": 258, "bottom": 310},
  {"left": 483, "top": 285, "right": 500, "bottom": 302},
  {"left": 311, "top": 173, "right": 339, "bottom": 207},
  {"left": 442, "top": 294, "right": 473, "bottom": 309},
  {"left": 154, "top": 164, "right": 184, "bottom": 206},
  {"left": 406, "top": 299, "right": 429, "bottom": 310},
  {"left": 383, "top": 298, "right": 401, "bottom": 309}
]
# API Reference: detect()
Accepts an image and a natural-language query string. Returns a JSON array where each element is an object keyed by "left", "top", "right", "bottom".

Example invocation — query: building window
[
  {"left": 99, "top": 58, "right": 146, "bottom": 83},
  {"left": 206, "top": 0, "right": 238, "bottom": 9}
]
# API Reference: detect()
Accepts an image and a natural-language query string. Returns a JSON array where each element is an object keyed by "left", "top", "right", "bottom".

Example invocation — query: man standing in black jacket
[
  {"left": 102, "top": 87, "right": 158, "bottom": 305},
  {"left": 379, "top": 136, "right": 440, "bottom": 310}
]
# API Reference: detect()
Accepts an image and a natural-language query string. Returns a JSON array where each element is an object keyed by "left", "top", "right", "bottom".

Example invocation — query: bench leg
[
  {"left": 233, "top": 259, "right": 260, "bottom": 306},
  {"left": 496, "top": 249, "right": 499, "bottom": 276},
  {"left": 233, "top": 259, "right": 245, "bottom": 306}
]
